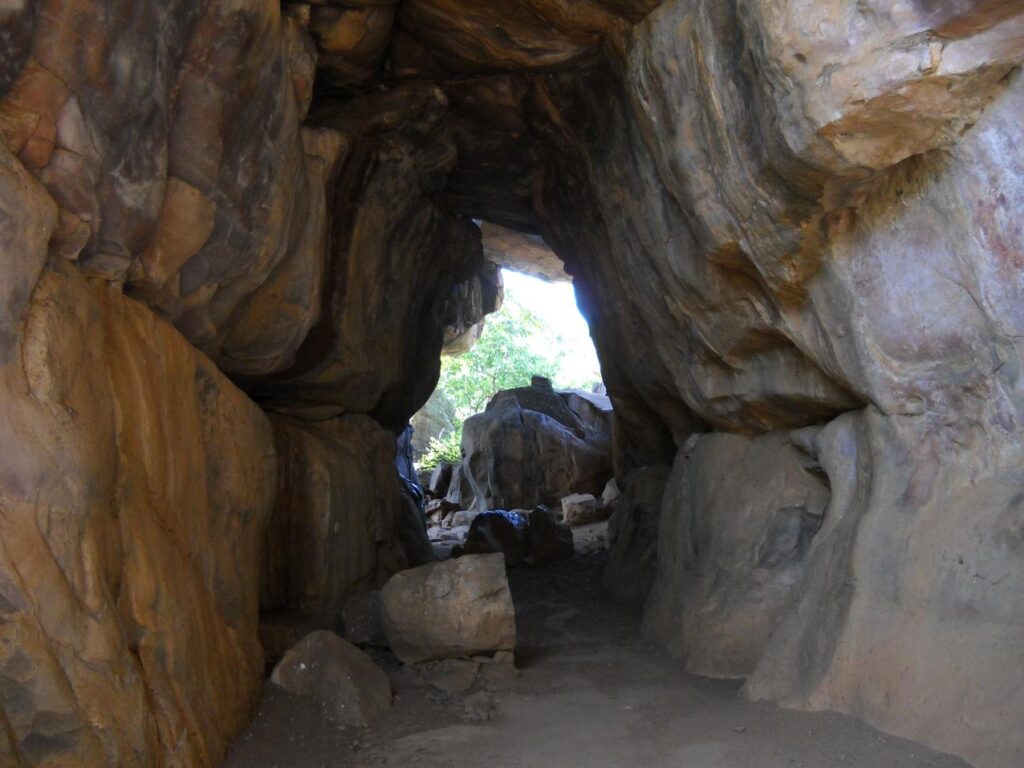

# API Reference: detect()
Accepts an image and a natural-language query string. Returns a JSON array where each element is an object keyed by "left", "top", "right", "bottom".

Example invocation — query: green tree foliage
[
  {"left": 439, "top": 290, "right": 559, "bottom": 421},
  {"left": 417, "top": 429, "right": 463, "bottom": 472},
  {"left": 414, "top": 284, "right": 602, "bottom": 472}
]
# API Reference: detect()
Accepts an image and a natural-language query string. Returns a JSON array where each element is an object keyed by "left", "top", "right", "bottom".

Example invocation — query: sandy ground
[{"left": 226, "top": 524, "right": 971, "bottom": 768}]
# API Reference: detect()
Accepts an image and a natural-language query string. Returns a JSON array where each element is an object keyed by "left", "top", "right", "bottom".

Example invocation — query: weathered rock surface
[
  {"left": 261, "top": 415, "right": 428, "bottom": 624},
  {"left": 560, "top": 494, "right": 598, "bottom": 527},
  {"left": 743, "top": 409, "right": 1024, "bottom": 768},
  {"left": 271, "top": 631, "right": 392, "bottom": 727},
  {"left": 239, "top": 85, "right": 494, "bottom": 427},
  {"left": 481, "top": 222, "right": 568, "bottom": 282},
  {"left": 560, "top": 388, "right": 614, "bottom": 436},
  {"left": 395, "top": 0, "right": 639, "bottom": 74},
  {"left": 524, "top": 6, "right": 1024, "bottom": 765},
  {"left": 643, "top": 432, "right": 829, "bottom": 677},
  {"left": 380, "top": 555, "right": 516, "bottom": 664},
  {"left": 462, "top": 512, "right": 529, "bottom": 565},
  {"left": 603, "top": 465, "right": 669, "bottom": 607},
  {"left": 457, "top": 379, "right": 613, "bottom": 510},
  {"left": 0, "top": 153, "right": 275, "bottom": 767},
  {"left": 442, "top": 259, "right": 504, "bottom": 355}
]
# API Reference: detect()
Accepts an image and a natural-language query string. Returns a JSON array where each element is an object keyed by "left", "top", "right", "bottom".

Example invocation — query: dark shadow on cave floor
[{"left": 225, "top": 524, "right": 970, "bottom": 768}]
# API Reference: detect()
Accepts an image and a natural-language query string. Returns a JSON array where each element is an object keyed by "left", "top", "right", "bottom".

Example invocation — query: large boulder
[
  {"left": 271, "top": 631, "right": 392, "bottom": 727},
  {"left": 459, "top": 378, "right": 613, "bottom": 510},
  {"left": 642, "top": 432, "right": 829, "bottom": 677},
  {"left": 380, "top": 554, "right": 516, "bottom": 664},
  {"left": 0, "top": 223, "right": 275, "bottom": 766},
  {"left": 525, "top": 507, "right": 575, "bottom": 565},
  {"left": 558, "top": 389, "right": 614, "bottom": 436},
  {"left": 462, "top": 511, "right": 529, "bottom": 565}
]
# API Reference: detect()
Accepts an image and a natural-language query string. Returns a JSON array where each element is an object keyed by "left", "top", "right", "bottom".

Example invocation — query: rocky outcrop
[
  {"left": 560, "top": 389, "right": 613, "bottom": 436},
  {"left": 523, "top": 4, "right": 1024, "bottom": 766},
  {"left": 743, "top": 410, "right": 1024, "bottom": 768},
  {"left": 0, "top": 154, "right": 275, "bottom": 767},
  {"left": 457, "top": 378, "right": 613, "bottom": 510},
  {"left": 270, "top": 631, "right": 392, "bottom": 728},
  {"left": 239, "top": 84, "right": 493, "bottom": 427},
  {"left": 481, "top": 223, "right": 568, "bottom": 282},
  {"left": 1, "top": 0, "right": 329, "bottom": 373},
  {"left": 603, "top": 465, "right": 669, "bottom": 607},
  {"left": 643, "top": 432, "right": 829, "bottom": 678},
  {"left": 380, "top": 555, "right": 516, "bottom": 664},
  {"left": 411, "top": 389, "right": 458, "bottom": 458},
  {"left": 260, "top": 415, "right": 427, "bottom": 625},
  {"left": 442, "top": 259, "right": 503, "bottom": 355}
]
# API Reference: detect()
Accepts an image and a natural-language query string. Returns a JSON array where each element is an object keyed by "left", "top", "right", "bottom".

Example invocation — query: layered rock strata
[
  {"left": 0, "top": 149, "right": 275, "bottom": 767},
  {"left": 1, "top": 2, "right": 1023, "bottom": 768}
]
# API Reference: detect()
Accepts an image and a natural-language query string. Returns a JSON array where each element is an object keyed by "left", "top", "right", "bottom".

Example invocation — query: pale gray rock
[
  {"left": 642, "top": 432, "right": 829, "bottom": 678},
  {"left": 601, "top": 478, "right": 622, "bottom": 508},
  {"left": 560, "top": 494, "right": 598, "bottom": 527}
]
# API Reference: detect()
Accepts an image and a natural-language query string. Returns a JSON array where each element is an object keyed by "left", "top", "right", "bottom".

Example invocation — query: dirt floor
[{"left": 226, "top": 523, "right": 971, "bottom": 768}]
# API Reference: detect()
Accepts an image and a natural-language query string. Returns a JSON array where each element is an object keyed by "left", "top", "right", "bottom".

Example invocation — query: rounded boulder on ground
[
  {"left": 380, "top": 554, "right": 516, "bottom": 664},
  {"left": 270, "top": 630, "right": 392, "bottom": 727}
]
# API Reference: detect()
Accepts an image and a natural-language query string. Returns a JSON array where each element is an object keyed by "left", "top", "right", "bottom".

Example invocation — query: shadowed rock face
[
  {"left": 457, "top": 380, "right": 614, "bottom": 511},
  {"left": 1, "top": 1, "right": 1023, "bottom": 767}
]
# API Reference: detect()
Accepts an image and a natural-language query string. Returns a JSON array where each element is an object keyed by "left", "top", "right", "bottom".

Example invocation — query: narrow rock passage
[{"left": 227, "top": 527, "right": 970, "bottom": 768}]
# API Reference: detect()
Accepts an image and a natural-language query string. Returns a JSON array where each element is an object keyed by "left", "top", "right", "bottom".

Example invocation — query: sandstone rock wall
[
  {"left": 643, "top": 431, "right": 830, "bottom": 678},
  {"left": 744, "top": 409, "right": 1024, "bottom": 768},
  {"left": 522, "top": 4, "right": 1024, "bottom": 765},
  {"left": 0, "top": 149, "right": 275, "bottom": 767},
  {"left": 2, "top": 1, "right": 1024, "bottom": 767},
  {"left": 261, "top": 416, "right": 408, "bottom": 624}
]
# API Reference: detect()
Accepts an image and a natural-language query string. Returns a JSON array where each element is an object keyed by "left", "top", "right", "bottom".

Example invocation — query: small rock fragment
[{"left": 561, "top": 493, "right": 597, "bottom": 526}]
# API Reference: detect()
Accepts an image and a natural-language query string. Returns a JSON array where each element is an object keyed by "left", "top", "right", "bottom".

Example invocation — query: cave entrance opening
[
  {"left": 412, "top": 266, "right": 606, "bottom": 473},
  {"left": 412, "top": 259, "right": 613, "bottom": 517}
]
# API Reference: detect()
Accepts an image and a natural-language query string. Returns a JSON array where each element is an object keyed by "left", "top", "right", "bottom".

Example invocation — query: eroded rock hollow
[{"left": 1, "top": 2, "right": 1022, "bottom": 767}]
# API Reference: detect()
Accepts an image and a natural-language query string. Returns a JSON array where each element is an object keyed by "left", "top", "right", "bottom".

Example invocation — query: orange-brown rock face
[
  {"left": 0, "top": 148, "right": 275, "bottom": 767},
  {"left": 481, "top": 223, "right": 567, "bottom": 282},
  {"left": 1, "top": 6, "right": 500, "bottom": 763}
]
